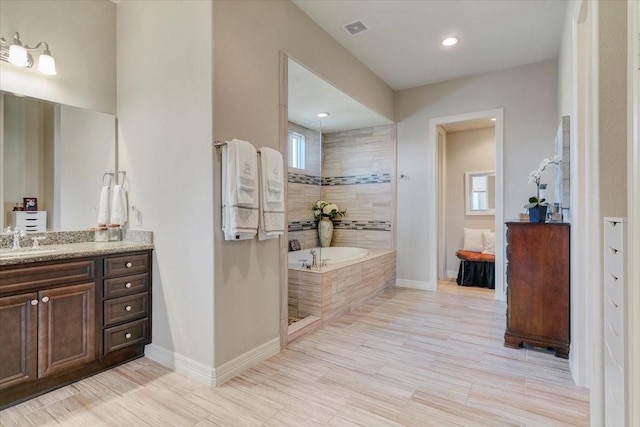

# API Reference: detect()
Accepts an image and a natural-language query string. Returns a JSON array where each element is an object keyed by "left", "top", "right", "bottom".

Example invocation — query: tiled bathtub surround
[
  {"left": 287, "top": 123, "right": 395, "bottom": 250},
  {"left": 322, "top": 125, "right": 395, "bottom": 249},
  {"left": 288, "top": 250, "right": 396, "bottom": 336}
]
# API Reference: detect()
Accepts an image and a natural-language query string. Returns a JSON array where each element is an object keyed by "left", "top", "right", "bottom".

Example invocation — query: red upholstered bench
[{"left": 455, "top": 250, "right": 495, "bottom": 289}]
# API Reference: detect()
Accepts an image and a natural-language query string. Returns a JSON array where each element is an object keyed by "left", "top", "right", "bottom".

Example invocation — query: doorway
[{"left": 428, "top": 109, "right": 504, "bottom": 300}]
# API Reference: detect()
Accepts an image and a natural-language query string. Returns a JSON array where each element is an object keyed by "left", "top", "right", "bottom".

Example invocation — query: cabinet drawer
[
  {"left": 104, "top": 253, "right": 149, "bottom": 277},
  {"left": 104, "top": 274, "right": 149, "bottom": 299},
  {"left": 13, "top": 211, "right": 47, "bottom": 221},
  {"left": 0, "top": 260, "right": 94, "bottom": 295},
  {"left": 103, "top": 318, "right": 149, "bottom": 354},
  {"left": 104, "top": 292, "right": 149, "bottom": 327}
]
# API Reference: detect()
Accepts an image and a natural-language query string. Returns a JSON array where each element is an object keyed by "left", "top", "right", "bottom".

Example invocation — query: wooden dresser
[{"left": 504, "top": 222, "right": 570, "bottom": 358}]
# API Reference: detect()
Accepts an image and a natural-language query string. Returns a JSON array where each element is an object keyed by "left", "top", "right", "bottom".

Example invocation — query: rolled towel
[
  {"left": 97, "top": 185, "right": 110, "bottom": 224},
  {"left": 110, "top": 185, "right": 128, "bottom": 226}
]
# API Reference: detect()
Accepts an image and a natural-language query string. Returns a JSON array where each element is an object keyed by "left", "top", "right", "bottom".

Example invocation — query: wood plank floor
[{"left": 0, "top": 282, "right": 590, "bottom": 426}]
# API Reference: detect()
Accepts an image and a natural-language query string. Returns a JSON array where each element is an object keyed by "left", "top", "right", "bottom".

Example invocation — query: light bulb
[
  {"left": 8, "top": 44, "right": 28, "bottom": 67},
  {"left": 442, "top": 37, "right": 459, "bottom": 47},
  {"left": 37, "top": 53, "right": 56, "bottom": 75}
]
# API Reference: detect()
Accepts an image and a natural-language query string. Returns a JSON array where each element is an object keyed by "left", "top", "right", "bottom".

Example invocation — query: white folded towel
[
  {"left": 222, "top": 139, "right": 259, "bottom": 240},
  {"left": 97, "top": 185, "right": 110, "bottom": 224},
  {"left": 110, "top": 185, "right": 128, "bottom": 226},
  {"left": 258, "top": 147, "right": 285, "bottom": 241}
]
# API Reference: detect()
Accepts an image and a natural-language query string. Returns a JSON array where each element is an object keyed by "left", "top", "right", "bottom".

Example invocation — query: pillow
[
  {"left": 463, "top": 228, "right": 489, "bottom": 252},
  {"left": 482, "top": 231, "right": 496, "bottom": 254}
]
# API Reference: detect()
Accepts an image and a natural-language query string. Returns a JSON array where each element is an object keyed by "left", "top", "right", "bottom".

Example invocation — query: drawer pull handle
[
  {"left": 31, "top": 299, "right": 38, "bottom": 306},
  {"left": 125, "top": 262, "right": 132, "bottom": 268},
  {"left": 41, "top": 296, "right": 50, "bottom": 303},
  {"left": 609, "top": 273, "right": 619, "bottom": 282},
  {"left": 125, "top": 282, "right": 132, "bottom": 289},
  {"left": 125, "top": 333, "right": 132, "bottom": 339},
  {"left": 608, "top": 246, "right": 618, "bottom": 254},
  {"left": 125, "top": 305, "right": 132, "bottom": 312}
]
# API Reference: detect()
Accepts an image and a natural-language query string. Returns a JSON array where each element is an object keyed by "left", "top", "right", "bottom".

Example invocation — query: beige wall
[
  {"left": 213, "top": 0, "right": 395, "bottom": 366},
  {"left": 444, "top": 127, "right": 495, "bottom": 275},
  {"left": 599, "top": 0, "right": 627, "bottom": 217},
  {"left": 0, "top": 0, "right": 116, "bottom": 114},
  {"left": 396, "top": 60, "right": 558, "bottom": 285},
  {"left": 117, "top": 1, "right": 214, "bottom": 370},
  {"left": 323, "top": 125, "right": 395, "bottom": 249}
]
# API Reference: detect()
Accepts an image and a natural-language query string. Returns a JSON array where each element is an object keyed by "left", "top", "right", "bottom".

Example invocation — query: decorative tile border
[
  {"left": 288, "top": 220, "right": 391, "bottom": 232},
  {"left": 288, "top": 172, "right": 321, "bottom": 185},
  {"left": 333, "top": 220, "right": 392, "bottom": 231},
  {"left": 288, "top": 172, "right": 391, "bottom": 186},
  {"left": 323, "top": 173, "right": 391, "bottom": 186},
  {"left": 288, "top": 220, "right": 317, "bottom": 232}
]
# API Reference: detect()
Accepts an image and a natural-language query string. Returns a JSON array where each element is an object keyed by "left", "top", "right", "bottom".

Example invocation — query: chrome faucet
[
  {"left": 310, "top": 249, "right": 318, "bottom": 268},
  {"left": 12, "top": 228, "right": 27, "bottom": 250}
]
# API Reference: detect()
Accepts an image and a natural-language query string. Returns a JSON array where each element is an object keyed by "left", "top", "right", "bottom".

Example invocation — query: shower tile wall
[
  {"left": 287, "top": 123, "right": 395, "bottom": 250},
  {"left": 287, "top": 122, "right": 321, "bottom": 249},
  {"left": 322, "top": 125, "right": 395, "bottom": 249}
]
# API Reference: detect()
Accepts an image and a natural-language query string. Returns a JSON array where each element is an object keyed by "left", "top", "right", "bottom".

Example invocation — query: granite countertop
[{"left": 0, "top": 240, "right": 154, "bottom": 267}]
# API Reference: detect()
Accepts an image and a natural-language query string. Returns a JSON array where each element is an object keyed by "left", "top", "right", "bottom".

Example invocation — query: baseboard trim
[
  {"left": 396, "top": 278, "right": 434, "bottom": 291},
  {"left": 145, "top": 344, "right": 215, "bottom": 386},
  {"left": 213, "top": 337, "right": 281, "bottom": 386}
]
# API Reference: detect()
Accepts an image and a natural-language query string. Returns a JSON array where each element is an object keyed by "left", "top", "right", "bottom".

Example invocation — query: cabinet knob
[
  {"left": 31, "top": 299, "right": 38, "bottom": 306},
  {"left": 125, "top": 282, "right": 132, "bottom": 289},
  {"left": 124, "top": 332, "right": 132, "bottom": 339},
  {"left": 41, "top": 296, "right": 50, "bottom": 303},
  {"left": 125, "top": 305, "right": 132, "bottom": 312},
  {"left": 125, "top": 262, "right": 132, "bottom": 268}
]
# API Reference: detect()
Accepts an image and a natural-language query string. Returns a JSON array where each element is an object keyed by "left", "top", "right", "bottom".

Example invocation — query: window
[{"left": 288, "top": 131, "right": 305, "bottom": 169}]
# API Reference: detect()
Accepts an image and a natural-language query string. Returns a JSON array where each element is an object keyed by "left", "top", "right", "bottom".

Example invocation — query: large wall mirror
[
  {"left": 465, "top": 170, "right": 496, "bottom": 216},
  {"left": 1, "top": 91, "right": 116, "bottom": 231}
]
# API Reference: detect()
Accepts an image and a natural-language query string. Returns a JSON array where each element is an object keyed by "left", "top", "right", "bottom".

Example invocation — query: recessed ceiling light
[
  {"left": 317, "top": 112, "right": 330, "bottom": 118},
  {"left": 442, "top": 37, "right": 459, "bottom": 47},
  {"left": 491, "top": 117, "right": 496, "bottom": 121}
]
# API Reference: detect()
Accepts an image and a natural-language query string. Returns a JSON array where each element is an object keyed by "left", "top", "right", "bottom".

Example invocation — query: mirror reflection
[
  {"left": 1, "top": 91, "right": 116, "bottom": 231},
  {"left": 465, "top": 170, "right": 495, "bottom": 215}
]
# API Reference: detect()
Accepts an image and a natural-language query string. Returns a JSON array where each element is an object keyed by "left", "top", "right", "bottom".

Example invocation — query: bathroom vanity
[{"left": 0, "top": 239, "right": 153, "bottom": 409}]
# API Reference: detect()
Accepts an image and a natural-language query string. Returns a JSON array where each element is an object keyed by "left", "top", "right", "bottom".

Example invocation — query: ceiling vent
[{"left": 342, "top": 20, "right": 369, "bottom": 36}]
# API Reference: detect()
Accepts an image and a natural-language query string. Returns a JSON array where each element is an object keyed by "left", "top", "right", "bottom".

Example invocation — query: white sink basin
[{"left": 0, "top": 248, "right": 58, "bottom": 259}]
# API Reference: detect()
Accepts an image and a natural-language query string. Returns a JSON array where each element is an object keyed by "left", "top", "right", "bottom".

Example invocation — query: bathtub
[{"left": 288, "top": 246, "right": 368, "bottom": 269}]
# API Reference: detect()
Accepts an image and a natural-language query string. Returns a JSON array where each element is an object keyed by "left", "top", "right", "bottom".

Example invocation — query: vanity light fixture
[
  {"left": 316, "top": 112, "right": 330, "bottom": 118},
  {"left": 442, "top": 37, "right": 459, "bottom": 47},
  {"left": 0, "top": 32, "right": 57, "bottom": 75}
]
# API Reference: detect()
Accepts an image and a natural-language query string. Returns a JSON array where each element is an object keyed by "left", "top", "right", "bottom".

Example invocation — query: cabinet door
[
  {"left": 38, "top": 283, "right": 96, "bottom": 378},
  {"left": 0, "top": 293, "right": 38, "bottom": 389}
]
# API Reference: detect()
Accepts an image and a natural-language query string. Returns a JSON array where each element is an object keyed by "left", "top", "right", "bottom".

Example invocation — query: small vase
[
  {"left": 528, "top": 205, "right": 548, "bottom": 223},
  {"left": 318, "top": 217, "right": 334, "bottom": 247}
]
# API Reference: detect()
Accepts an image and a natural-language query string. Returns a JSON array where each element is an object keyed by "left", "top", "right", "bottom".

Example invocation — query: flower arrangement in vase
[
  {"left": 524, "top": 155, "right": 561, "bottom": 222},
  {"left": 313, "top": 200, "right": 346, "bottom": 247}
]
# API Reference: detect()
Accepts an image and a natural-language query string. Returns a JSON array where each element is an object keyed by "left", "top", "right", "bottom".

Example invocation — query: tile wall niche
[{"left": 287, "top": 123, "right": 395, "bottom": 250}]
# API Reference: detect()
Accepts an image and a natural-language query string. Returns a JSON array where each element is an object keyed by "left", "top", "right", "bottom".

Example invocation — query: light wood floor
[{"left": 0, "top": 283, "right": 589, "bottom": 426}]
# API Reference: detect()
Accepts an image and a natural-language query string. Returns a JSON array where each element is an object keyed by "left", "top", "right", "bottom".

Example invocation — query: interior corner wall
[
  {"left": 0, "top": 0, "right": 116, "bottom": 114},
  {"left": 445, "top": 127, "right": 496, "bottom": 275},
  {"left": 117, "top": 1, "right": 214, "bottom": 373},
  {"left": 395, "top": 60, "right": 558, "bottom": 285},
  {"left": 213, "top": 0, "right": 394, "bottom": 367}
]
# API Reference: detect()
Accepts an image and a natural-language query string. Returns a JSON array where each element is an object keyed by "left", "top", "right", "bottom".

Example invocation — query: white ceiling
[
  {"left": 288, "top": 59, "right": 393, "bottom": 133},
  {"left": 293, "top": 0, "right": 568, "bottom": 91}
]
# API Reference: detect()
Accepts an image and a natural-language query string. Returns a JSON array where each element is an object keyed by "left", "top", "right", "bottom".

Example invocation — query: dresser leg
[{"left": 504, "top": 333, "right": 523, "bottom": 349}]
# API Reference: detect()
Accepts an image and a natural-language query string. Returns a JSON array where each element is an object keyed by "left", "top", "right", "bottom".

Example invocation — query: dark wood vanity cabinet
[
  {"left": 504, "top": 222, "right": 570, "bottom": 358},
  {"left": 0, "top": 250, "right": 152, "bottom": 409}
]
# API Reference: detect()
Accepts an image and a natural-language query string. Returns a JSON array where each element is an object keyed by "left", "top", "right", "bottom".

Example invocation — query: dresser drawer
[
  {"left": 104, "top": 253, "right": 149, "bottom": 277},
  {"left": 104, "top": 274, "right": 149, "bottom": 299},
  {"left": 12, "top": 211, "right": 47, "bottom": 221},
  {"left": 0, "top": 260, "right": 94, "bottom": 295},
  {"left": 103, "top": 318, "right": 149, "bottom": 355},
  {"left": 104, "top": 292, "right": 149, "bottom": 327}
]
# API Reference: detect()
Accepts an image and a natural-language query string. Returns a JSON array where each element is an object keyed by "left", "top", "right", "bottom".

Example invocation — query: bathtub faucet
[{"left": 310, "top": 249, "right": 318, "bottom": 268}]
